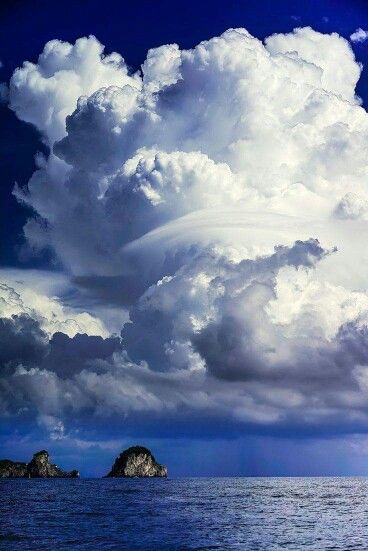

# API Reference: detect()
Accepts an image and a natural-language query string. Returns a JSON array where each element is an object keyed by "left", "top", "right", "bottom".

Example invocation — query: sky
[{"left": 2, "top": 0, "right": 368, "bottom": 477}]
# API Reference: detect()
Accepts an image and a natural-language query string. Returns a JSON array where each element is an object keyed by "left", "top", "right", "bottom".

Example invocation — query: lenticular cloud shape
[{"left": 6, "top": 26, "right": 368, "bottom": 435}]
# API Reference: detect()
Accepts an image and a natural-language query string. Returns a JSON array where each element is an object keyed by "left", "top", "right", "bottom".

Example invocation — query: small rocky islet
[
  {"left": 106, "top": 446, "right": 167, "bottom": 478},
  {"left": 0, "top": 446, "right": 167, "bottom": 478},
  {"left": 0, "top": 450, "right": 79, "bottom": 478}
]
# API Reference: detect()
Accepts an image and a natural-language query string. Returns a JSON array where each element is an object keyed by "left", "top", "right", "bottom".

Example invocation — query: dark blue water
[{"left": 1, "top": 477, "right": 368, "bottom": 550}]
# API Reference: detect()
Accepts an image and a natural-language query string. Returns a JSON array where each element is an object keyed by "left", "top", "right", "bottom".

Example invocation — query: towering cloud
[{"left": 4, "top": 27, "right": 368, "bottom": 443}]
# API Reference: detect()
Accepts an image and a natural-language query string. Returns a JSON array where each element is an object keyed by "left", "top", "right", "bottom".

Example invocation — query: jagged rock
[
  {"left": 27, "top": 450, "right": 79, "bottom": 478},
  {"left": 106, "top": 446, "right": 167, "bottom": 478},
  {"left": 0, "top": 450, "right": 79, "bottom": 478},
  {"left": 0, "top": 459, "right": 27, "bottom": 478}
]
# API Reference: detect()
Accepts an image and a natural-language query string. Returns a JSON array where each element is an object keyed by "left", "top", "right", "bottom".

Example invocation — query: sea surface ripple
[{"left": 1, "top": 477, "right": 368, "bottom": 550}]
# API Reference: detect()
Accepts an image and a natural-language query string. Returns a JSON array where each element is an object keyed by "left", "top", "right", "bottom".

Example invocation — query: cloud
[
  {"left": 0, "top": 280, "right": 107, "bottom": 337},
  {"left": 11, "top": 28, "right": 368, "bottom": 287},
  {"left": 9, "top": 36, "right": 139, "bottom": 145},
  {"left": 122, "top": 238, "right": 330, "bottom": 372},
  {"left": 0, "top": 314, "right": 48, "bottom": 367},
  {"left": 5, "top": 27, "right": 368, "bottom": 444},
  {"left": 37, "top": 414, "right": 66, "bottom": 440},
  {"left": 265, "top": 27, "right": 360, "bottom": 100},
  {"left": 3, "top": 238, "right": 368, "bottom": 440},
  {"left": 334, "top": 192, "right": 368, "bottom": 221},
  {"left": 350, "top": 28, "right": 368, "bottom": 44}
]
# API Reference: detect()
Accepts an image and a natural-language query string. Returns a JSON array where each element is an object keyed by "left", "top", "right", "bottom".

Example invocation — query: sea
[{"left": 1, "top": 477, "right": 367, "bottom": 550}]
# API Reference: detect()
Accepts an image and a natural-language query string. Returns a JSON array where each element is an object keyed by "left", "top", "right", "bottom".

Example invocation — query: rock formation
[
  {"left": 106, "top": 446, "right": 167, "bottom": 477},
  {"left": 27, "top": 450, "right": 79, "bottom": 478},
  {"left": 0, "top": 450, "right": 79, "bottom": 478},
  {"left": 0, "top": 459, "right": 28, "bottom": 478}
]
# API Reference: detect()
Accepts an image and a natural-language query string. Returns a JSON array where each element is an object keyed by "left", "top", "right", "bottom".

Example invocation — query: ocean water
[{"left": 1, "top": 477, "right": 368, "bottom": 550}]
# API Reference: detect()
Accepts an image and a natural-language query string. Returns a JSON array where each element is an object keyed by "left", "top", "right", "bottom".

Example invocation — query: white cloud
[
  {"left": 266, "top": 27, "right": 361, "bottom": 100},
  {"left": 37, "top": 414, "right": 66, "bottom": 440},
  {"left": 0, "top": 279, "right": 107, "bottom": 337},
  {"left": 334, "top": 192, "right": 368, "bottom": 221},
  {"left": 11, "top": 28, "right": 368, "bottom": 282},
  {"left": 350, "top": 28, "right": 368, "bottom": 44},
  {"left": 142, "top": 43, "right": 181, "bottom": 91},
  {"left": 6, "top": 27, "right": 368, "bottom": 437},
  {"left": 9, "top": 36, "right": 140, "bottom": 144}
]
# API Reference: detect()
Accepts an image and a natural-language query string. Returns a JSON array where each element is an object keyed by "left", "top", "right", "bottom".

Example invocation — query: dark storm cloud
[
  {"left": 0, "top": 314, "right": 48, "bottom": 368},
  {"left": 3, "top": 238, "right": 368, "bottom": 441},
  {"left": 46, "top": 332, "right": 122, "bottom": 378},
  {"left": 0, "top": 320, "right": 122, "bottom": 378}
]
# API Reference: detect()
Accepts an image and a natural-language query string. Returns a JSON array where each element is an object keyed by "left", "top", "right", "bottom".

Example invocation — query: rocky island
[
  {"left": 106, "top": 446, "right": 167, "bottom": 477},
  {"left": 0, "top": 450, "right": 79, "bottom": 478}
]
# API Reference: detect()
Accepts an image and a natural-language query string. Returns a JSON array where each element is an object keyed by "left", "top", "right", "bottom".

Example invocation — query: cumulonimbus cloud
[{"left": 4, "top": 27, "right": 368, "bottom": 441}]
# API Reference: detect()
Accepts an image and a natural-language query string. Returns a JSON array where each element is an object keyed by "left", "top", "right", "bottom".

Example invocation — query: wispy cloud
[{"left": 350, "top": 28, "right": 368, "bottom": 43}]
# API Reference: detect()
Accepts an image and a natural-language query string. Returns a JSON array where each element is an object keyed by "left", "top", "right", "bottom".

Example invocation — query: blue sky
[{"left": 2, "top": 0, "right": 368, "bottom": 476}]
